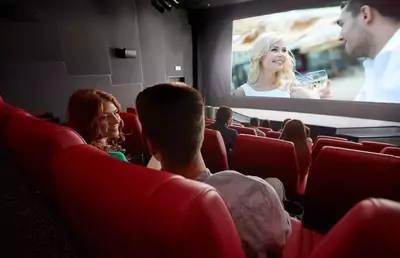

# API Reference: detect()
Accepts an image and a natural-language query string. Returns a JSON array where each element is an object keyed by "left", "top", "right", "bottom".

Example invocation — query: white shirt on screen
[
  {"left": 356, "top": 29, "right": 400, "bottom": 103},
  {"left": 240, "top": 83, "right": 291, "bottom": 98}
]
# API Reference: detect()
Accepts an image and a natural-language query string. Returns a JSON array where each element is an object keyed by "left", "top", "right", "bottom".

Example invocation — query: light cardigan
[{"left": 197, "top": 169, "right": 291, "bottom": 258}]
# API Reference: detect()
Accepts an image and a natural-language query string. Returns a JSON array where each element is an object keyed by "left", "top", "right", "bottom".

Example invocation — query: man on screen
[{"left": 338, "top": 0, "right": 400, "bottom": 103}]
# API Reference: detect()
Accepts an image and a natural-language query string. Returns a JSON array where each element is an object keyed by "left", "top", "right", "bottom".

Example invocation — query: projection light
[
  {"left": 151, "top": 0, "right": 180, "bottom": 13},
  {"left": 114, "top": 48, "right": 137, "bottom": 59}
]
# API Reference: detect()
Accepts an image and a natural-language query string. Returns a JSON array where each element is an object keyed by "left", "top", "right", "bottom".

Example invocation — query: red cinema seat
[
  {"left": 316, "top": 135, "right": 348, "bottom": 142},
  {"left": 50, "top": 145, "right": 245, "bottom": 258},
  {"left": 205, "top": 119, "right": 215, "bottom": 126},
  {"left": 119, "top": 112, "right": 147, "bottom": 159},
  {"left": 0, "top": 103, "right": 32, "bottom": 141},
  {"left": 230, "top": 125, "right": 256, "bottom": 135},
  {"left": 309, "top": 198, "right": 400, "bottom": 258},
  {"left": 258, "top": 127, "right": 272, "bottom": 135},
  {"left": 381, "top": 147, "right": 400, "bottom": 157},
  {"left": 0, "top": 102, "right": 30, "bottom": 122},
  {"left": 231, "top": 135, "right": 299, "bottom": 199},
  {"left": 0, "top": 95, "right": 3, "bottom": 102},
  {"left": 361, "top": 141, "right": 396, "bottom": 153},
  {"left": 266, "top": 131, "right": 281, "bottom": 139},
  {"left": 282, "top": 218, "right": 324, "bottom": 258},
  {"left": 3, "top": 114, "right": 85, "bottom": 193},
  {"left": 126, "top": 107, "right": 137, "bottom": 115},
  {"left": 202, "top": 129, "right": 229, "bottom": 172},
  {"left": 311, "top": 138, "right": 364, "bottom": 162},
  {"left": 303, "top": 147, "right": 400, "bottom": 233},
  {"left": 232, "top": 122, "right": 244, "bottom": 127}
]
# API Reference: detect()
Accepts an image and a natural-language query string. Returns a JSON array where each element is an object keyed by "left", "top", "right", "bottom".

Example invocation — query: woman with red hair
[{"left": 67, "top": 89, "right": 127, "bottom": 161}]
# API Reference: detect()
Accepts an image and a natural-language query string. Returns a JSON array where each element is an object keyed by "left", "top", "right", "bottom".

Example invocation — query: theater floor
[{"left": 0, "top": 151, "right": 88, "bottom": 258}]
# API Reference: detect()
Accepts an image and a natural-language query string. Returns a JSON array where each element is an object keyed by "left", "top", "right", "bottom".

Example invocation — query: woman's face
[
  {"left": 260, "top": 40, "right": 287, "bottom": 72},
  {"left": 98, "top": 100, "right": 121, "bottom": 139}
]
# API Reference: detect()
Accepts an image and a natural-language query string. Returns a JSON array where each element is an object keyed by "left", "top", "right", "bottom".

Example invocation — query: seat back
[
  {"left": 381, "top": 147, "right": 400, "bottom": 157},
  {"left": 50, "top": 145, "right": 245, "bottom": 258},
  {"left": 316, "top": 135, "right": 348, "bottom": 142},
  {"left": 3, "top": 114, "right": 85, "bottom": 192},
  {"left": 361, "top": 141, "right": 396, "bottom": 153},
  {"left": 258, "top": 127, "right": 272, "bottom": 135},
  {"left": 310, "top": 198, "right": 400, "bottom": 258},
  {"left": 202, "top": 129, "right": 229, "bottom": 172},
  {"left": 265, "top": 131, "right": 281, "bottom": 139},
  {"left": 231, "top": 135, "right": 299, "bottom": 199},
  {"left": 229, "top": 125, "right": 256, "bottom": 135},
  {"left": 126, "top": 107, "right": 137, "bottom": 115},
  {"left": 312, "top": 138, "right": 364, "bottom": 162},
  {"left": 205, "top": 120, "right": 214, "bottom": 126},
  {"left": 120, "top": 112, "right": 147, "bottom": 158},
  {"left": 304, "top": 147, "right": 400, "bottom": 233},
  {"left": 232, "top": 122, "right": 244, "bottom": 127},
  {"left": 0, "top": 103, "right": 32, "bottom": 143}
]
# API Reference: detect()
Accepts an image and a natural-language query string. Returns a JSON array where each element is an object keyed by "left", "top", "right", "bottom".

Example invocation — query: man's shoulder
[
  {"left": 227, "top": 127, "right": 238, "bottom": 135},
  {"left": 205, "top": 170, "right": 272, "bottom": 189}
]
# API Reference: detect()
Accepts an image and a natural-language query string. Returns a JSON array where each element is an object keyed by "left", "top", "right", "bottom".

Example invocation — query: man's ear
[{"left": 361, "top": 5, "right": 373, "bottom": 24}]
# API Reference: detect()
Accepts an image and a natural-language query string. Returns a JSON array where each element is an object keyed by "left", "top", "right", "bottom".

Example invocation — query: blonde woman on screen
[{"left": 234, "top": 32, "right": 331, "bottom": 99}]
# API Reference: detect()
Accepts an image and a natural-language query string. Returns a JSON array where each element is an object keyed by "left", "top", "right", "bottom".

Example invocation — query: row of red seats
[
  {"left": 312, "top": 137, "right": 398, "bottom": 158},
  {"left": 202, "top": 130, "right": 400, "bottom": 230},
  {"left": 0, "top": 101, "right": 245, "bottom": 258},
  {"left": 127, "top": 106, "right": 400, "bottom": 257},
  {"left": 2, "top": 99, "right": 400, "bottom": 257}
]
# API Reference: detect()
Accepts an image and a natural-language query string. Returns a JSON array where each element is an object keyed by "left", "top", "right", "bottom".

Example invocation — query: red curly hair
[{"left": 67, "top": 89, "right": 125, "bottom": 152}]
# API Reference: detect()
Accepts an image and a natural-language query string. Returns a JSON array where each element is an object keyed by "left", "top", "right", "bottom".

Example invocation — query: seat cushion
[
  {"left": 283, "top": 218, "right": 324, "bottom": 258},
  {"left": 202, "top": 129, "right": 229, "bottom": 172},
  {"left": 309, "top": 198, "right": 400, "bottom": 258}
]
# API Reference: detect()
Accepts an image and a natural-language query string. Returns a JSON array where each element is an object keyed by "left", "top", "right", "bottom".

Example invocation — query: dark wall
[
  {"left": 0, "top": 0, "right": 192, "bottom": 121},
  {"left": 190, "top": 0, "right": 400, "bottom": 122}
]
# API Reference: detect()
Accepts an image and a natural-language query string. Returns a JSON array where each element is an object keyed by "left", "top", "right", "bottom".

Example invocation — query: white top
[
  {"left": 356, "top": 29, "right": 400, "bottom": 103},
  {"left": 240, "top": 83, "right": 291, "bottom": 98},
  {"left": 197, "top": 169, "right": 291, "bottom": 258}
]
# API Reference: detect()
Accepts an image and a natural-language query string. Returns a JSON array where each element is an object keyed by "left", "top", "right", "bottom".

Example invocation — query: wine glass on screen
[{"left": 296, "top": 70, "right": 328, "bottom": 90}]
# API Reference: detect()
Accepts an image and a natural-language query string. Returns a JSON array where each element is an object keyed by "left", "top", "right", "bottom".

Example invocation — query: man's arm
[
  {"left": 249, "top": 178, "right": 291, "bottom": 254},
  {"left": 228, "top": 129, "right": 238, "bottom": 150}
]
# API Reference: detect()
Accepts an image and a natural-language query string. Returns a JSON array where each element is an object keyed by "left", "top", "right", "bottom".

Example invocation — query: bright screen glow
[{"left": 231, "top": 6, "right": 400, "bottom": 103}]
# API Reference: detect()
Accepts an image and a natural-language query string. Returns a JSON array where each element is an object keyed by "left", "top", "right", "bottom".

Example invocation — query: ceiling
[{"left": 179, "top": 0, "right": 255, "bottom": 9}]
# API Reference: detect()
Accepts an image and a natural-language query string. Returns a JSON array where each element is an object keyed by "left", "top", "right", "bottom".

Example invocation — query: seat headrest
[
  {"left": 312, "top": 138, "right": 364, "bottom": 161},
  {"left": 231, "top": 135, "right": 298, "bottom": 198},
  {"left": 361, "top": 141, "right": 396, "bottom": 153},
  {"left": 230, "top": 126, "right": 256, "bottom": 135},
  {"left": 51, "top": 144, "right": 244, "bottom": 258},
  {"left": 310, "top": 198, "right": 400, "bottom": 258},
  {"left": 202, "top": 129, "right": 229, "bottom": 172},
  {"left": 305, "top": 146, "right": 400, "bottom": 233},
  {"left": 381, "top": 147, "right": 400, "bottom": 157}
]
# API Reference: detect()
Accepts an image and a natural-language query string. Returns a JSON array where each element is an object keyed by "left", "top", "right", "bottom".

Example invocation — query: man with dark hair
[
  {"left": 249, "top": 117, "right": 266, "bottom": 137},
  {"left": 337, "top": 0, "right": 400, "bottom": 103},
  {"left": 260, "top": 119, "right": 271, "bottom": 129},
  {"left": 206, "top": 106, "right": 238, "bottom": 152},
  {"left": 136, "top": 83, "right": 291, "bottom": 258}
]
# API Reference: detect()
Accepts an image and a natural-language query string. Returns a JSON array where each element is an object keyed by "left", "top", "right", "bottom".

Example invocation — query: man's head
[
  {"left": 249, "top": 117, "right": 260, "bottom": 127},
  {"left": 136, "top": 83, "right": 205, "bottom": 168},
  {"left": 338, "top": 0, "right": 400, "bottom": 58},
  {"left": 215, "top": 106, "right": 233, "bottom": 125}
]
